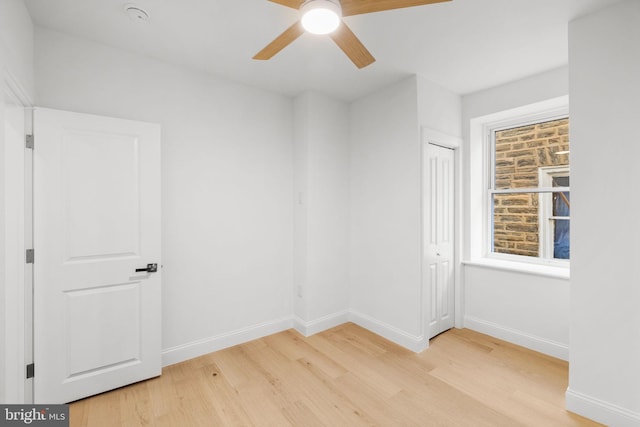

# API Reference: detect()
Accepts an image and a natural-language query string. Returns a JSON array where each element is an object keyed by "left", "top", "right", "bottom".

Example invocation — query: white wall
[
  {"left": 34, "top": 28, "right": 295, "bottom": 366},
  {"left": 0, "top": 0, "right": 34, "bottom": 98},
  {"left": 349, "top": 77, "right": 423, "bottom": 348},
  {"left": 464, "top": 266, "right": 570, "bottom": 352},
  {"left": 349, "top": 76, "right": 461, "bottom": 351},
  {"left": 462, "top": 67, "right": 571, "bottom": 360},
  {"left": 0, "top": 0, "right": 34, "bottom": 404},
  {"left": 293, "top": 92, "right": 350, "bottom": 334},
  {"left": 567, "top": 1, "right": 640, "bottom": 424},
  {"left": 417, "top": 75, "right": 462, "bottom": 139}
]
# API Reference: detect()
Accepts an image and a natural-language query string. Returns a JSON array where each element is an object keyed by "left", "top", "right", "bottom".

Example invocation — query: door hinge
[
  {"left": 26, "top": 363, "right": 34, "bottom": 379},
  {"left": 26, "top": 249, "right": 34, "bottom": 264},
  {"left": 25, "top": 134, "right": 34, "bottom": 149}
]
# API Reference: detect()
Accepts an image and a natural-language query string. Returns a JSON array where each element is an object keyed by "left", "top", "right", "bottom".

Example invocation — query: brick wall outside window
[{"left": 493, "top": 118, "right": 569, "bottom": 257}]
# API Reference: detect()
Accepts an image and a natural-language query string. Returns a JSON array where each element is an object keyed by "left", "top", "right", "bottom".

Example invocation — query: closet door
[{"left": 425, "top": 143, "right": 455, "bottom": 339}]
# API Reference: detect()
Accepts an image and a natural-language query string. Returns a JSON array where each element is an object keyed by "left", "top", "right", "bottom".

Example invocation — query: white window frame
[
  {"left": 538, "top": 166, "right": 570, "bottom": 260},
  {"left": 484, "top": 108, "right": 569, "bottom": 267}
]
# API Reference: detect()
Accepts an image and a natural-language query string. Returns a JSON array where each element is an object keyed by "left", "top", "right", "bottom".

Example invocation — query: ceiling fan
[{"left": 253, "top": 0, "right": 452, "bottom": 69}]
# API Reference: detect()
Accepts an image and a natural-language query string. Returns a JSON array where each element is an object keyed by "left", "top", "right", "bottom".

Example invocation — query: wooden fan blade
[
  {"left": 329, "top": 22, "right": 375, "bottom": 68},
  {"left": 268, "top": 0, "right": 304, "bottom": 9},
  {"left": 341, "top": 0, "right": 452, "bottom": 17},
  {"left": 253, "top": 21, "right": 305, "bottom": 60}
]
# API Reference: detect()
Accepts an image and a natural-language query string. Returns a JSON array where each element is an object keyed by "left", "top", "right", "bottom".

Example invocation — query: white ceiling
[{"left": 24, "top": 0, "right": 619, "bottom": 101}]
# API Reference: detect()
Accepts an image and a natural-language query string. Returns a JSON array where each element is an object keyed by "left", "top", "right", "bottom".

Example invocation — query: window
[{"left": 489, "top": 117, "right": 570, "bottom": 262}]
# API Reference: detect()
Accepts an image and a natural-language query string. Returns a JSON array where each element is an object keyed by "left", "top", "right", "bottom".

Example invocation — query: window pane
[
  {"left": 493, "top": 193, "right": 540, "bottom": 257},
  {"left": 492, "top": 191, "right": 570, "bottom": 260},
  {"left": 552, "top": 176, "right": 570, "bottom": 259},
  {"left": 494, "top": 119, "right": 570, "bottom": 190},
  {"left": 553, "top": 217, "right": 570, "bottom": 259}
]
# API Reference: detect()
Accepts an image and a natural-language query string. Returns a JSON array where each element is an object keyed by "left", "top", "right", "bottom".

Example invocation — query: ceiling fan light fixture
[{"left": 300, "top": 0, "right": 342, "bottom": 35}]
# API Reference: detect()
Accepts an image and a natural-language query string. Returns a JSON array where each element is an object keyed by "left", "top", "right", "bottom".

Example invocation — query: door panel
[
  {"left": 63, "top": 130, "right": 141, "bottom": 260},
  {"left": 429, "top": 264, "right": 437, "bottom": 324},
  {"left": 33, "top": 108, "right": 161, "bottom": 403},
  {"left": 65, "top": 282, "right": 141, "bottom": 376},
  {"left": 425, "top": 143, "right": 455, "bottom": 339}
]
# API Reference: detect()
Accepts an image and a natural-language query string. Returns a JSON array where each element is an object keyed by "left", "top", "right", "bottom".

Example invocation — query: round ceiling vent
[{"left": 124, "top": 4, "right": 150, "bottom": 23}]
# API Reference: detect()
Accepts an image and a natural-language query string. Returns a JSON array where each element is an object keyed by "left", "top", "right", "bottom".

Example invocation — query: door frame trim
[
  {"left": 420, "top": 127, "right": 463, "bottom": 351},
  {"left": 2, "top": 68, "right": 34, "bottom": 404}
]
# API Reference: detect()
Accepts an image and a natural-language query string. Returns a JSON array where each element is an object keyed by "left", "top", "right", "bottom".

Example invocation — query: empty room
[{"left": 1, "top": 0, "right": 638, "bottom": 425}]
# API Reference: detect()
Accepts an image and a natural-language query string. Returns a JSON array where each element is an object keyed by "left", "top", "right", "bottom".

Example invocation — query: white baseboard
[
  {"left": 293, "top": 310, "right": 350, "bottom": 337},
  {"left": 161, "top": 310, "right": 424, "bottom": 367},
  {"left": 165, "top": 312, "right": 571, "bottom": 368},
  {"left": 464, "top": 315, "right": 569, "bottom": 360},
  {"left": 566, "top": 388, "right": 640, "bottom": 427},
  {"left": 297, "top": 310, "right": 429, "bottom": 352},
  {"left": 161, "top": 316, "right": 293, "bottom": 367},
  {"left": 348, "top": 310, "right": 427, "bottom": 352}
]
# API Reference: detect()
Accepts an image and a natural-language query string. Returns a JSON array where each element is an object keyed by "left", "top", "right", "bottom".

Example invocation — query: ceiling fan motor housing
[{"left": 300, "top": 0, "right": 343, "bottom": 34}]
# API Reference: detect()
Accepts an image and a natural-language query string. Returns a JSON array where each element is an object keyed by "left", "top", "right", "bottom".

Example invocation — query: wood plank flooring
[{"left": 69, "top": 323, "right": 601, "bottom": 426}]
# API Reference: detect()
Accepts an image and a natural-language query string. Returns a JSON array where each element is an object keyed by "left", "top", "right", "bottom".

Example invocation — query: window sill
[{"left": 462, "top": 258, "right": 570, "bottom": 280}]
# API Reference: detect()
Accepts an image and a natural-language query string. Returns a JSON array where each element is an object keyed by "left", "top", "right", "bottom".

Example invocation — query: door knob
[{"left": 135, "top": 263, "right": 158, "bottom": 273}]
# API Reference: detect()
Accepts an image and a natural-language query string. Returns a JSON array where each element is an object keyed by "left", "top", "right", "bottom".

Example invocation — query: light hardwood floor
[{"left": 70, "top": 323, "right": 601, "bottom": 426}]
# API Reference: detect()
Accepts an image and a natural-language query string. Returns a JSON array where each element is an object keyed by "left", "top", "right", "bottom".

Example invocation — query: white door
[
  {"left": 424, "top": 143, "right": 455, "bottom": 339},
  {"left": 33, "top": 108, "right": 161, "bottom": 403}
]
